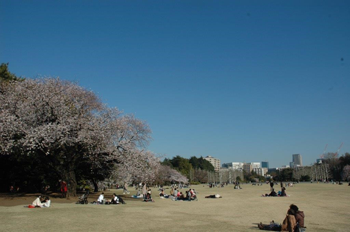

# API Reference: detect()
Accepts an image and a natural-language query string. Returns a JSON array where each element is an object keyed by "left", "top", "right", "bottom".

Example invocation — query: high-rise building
[
  {"left": 250, "top": 162, "right": 261, "bottom": 169},
  {"left": 292, "top": 154, "right": 302, "bottom": 166},
  {"left": 204, "top": 156, "right": 220, "bottom": 171},
  {"left": 243, "top": 163, "right": 252, "bottom": 173},
  {"left": 253, "top": 168, "right": 265, "bottom": 176},
  {"left": 261, "top": 161, "right": 269, "bottom": 169}
]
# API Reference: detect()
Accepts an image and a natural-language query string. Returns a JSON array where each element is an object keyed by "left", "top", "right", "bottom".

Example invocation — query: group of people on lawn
[
  {"left": 94, "top": 192, "right": 123, "bottom": 204},
  {"left": 168, "top": 187, "right": 197, "bottom": 201},
  {"left": 27, "top": 181, "right": 307, "bottom": 232},
  {"left": 263, "top": 181, "right": 288, "bottom": 197}
]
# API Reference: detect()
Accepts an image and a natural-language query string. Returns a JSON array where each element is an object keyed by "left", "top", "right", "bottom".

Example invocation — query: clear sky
[{"left": 1, "top": 0, "right": 349, "bottom": 168}]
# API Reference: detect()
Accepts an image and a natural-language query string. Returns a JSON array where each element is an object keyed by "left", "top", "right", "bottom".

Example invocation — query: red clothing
[{"left": 61, "top": 181, "right": 67, "bottom": 193}]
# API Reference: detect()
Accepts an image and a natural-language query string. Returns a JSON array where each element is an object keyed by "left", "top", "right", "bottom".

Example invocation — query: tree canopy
[
  {"left": 0, "top": 63, "right": 23, "bottom": 82},
  {"left": 189, "top": 156, "right": 215, "bottom": 172},
  {"left": 0, "top": 77, "right": 159, "bottom": 196}
]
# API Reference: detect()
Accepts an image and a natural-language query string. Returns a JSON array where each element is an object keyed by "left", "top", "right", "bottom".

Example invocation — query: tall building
[
  {"left": 232, "top": 162, "right": 244, "bottom": 170},
  {"left": 292, "top": 154, "right": 302, "bottom": 166},
  {"left": 204, "top": 156, "right": 220, "bottom": 171},
  {"left": 253, "top": 167, "right": 265, "bottom": 176},
  {"left": 250, "top": 162, "right": 261, "bottom": 169},
  {"left": 261, "top": 161, "right": 269, "bottom": 169},
  {"left": 243, "top": 163, "right": 252, "bottom": 173}
]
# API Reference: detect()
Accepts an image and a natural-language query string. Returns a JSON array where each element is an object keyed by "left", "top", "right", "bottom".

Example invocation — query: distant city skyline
[{"left": 221, "top": 154, "right": 307, "bottom": 169}]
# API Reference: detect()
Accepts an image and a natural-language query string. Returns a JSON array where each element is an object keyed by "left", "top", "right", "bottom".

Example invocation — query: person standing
[
  {"left": 270, "top": 181, "right": 274, "bottom": 191},
  {"left": 142, "top": 183, "right": 147, "bottom": 199},
  {"left": 123, "top": 182, "right": 129, "bottom": 194},
  {"left": 173, "top": 188, "right": 178, "bottom": 201},
  {"left": 60, "top": 180, "right": 67, "bottom": 198}
]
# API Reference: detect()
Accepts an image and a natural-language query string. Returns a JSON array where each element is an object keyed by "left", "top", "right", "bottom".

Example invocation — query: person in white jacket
[
  {"left": 41, "top": 196, "right": 51, "bottom": 207},
  {"left": 31, "top": 196, "right": 43, "bottom": 207},
  {"left": 97, "top": 192, "right": 104, "bottom": 204}
]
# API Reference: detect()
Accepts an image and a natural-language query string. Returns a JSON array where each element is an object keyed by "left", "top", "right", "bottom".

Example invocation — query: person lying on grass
[{"left": 205, "top": 194, "right": 222, "bottom": 198}]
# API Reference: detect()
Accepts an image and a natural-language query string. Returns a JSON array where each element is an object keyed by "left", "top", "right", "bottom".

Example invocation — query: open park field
[{"left": 0, "top": 183, "right": 349, "bottom": 232}]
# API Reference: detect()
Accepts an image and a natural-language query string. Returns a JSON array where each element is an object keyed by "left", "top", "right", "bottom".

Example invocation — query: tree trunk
[
  {"left": 92, "top": 179, "right": 99, "bottom": 192},
  {"left": 66, "top": 169, "right": 77, "bottom": 198},
  {"left": 63, "top": 162, "right": 77, "bottom": 199}
]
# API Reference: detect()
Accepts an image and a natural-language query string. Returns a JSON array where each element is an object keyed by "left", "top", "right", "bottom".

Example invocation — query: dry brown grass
[{"left": 0, "top": 183, "right": 349, "bottom": 232}]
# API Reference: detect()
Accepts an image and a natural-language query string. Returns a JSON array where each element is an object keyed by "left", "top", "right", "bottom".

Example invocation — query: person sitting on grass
[
  {"left": 97, "top": 192, "right": 104, "bottom": 204},
  {"left": 176, "top": 191, "right": 181, "bottom": 200},
  {"left": 178, "top": 192, "right": 186, "bottom": 200},
  {"left": 258, "top": 204, "right": 305, "bottom": 231},
  {"left": 279, "top": 187, "right": 287, "bottom": 197},
  {"left": 41, "top": 196, "right": 51, "bottom": 207},
  {"left": 144, "top": 189, "right": 154, "bottom": 202},
  {"left": 186, "top": 190, "right": 192, "bottom": 201},
  {"left": 258, "top": 209, "right": 296, "bottom": 231},
  {"left": 205, "top": 194, "right": 222, "bottom": 198},
  {"left": 159, "top": 189, "right": 165, "bottom": 198},
  {"left": 189, "top": 189, "right": 196, "bottom": 199},
  {"left": 31, "top": 196, "right": 44, "bottom": 207},
  {"left": 263, "top": 188, "right": 277, "bottom": 197},
  {"left": 290, "top": 204, "right": 305, "bottom": 231},
  {"left": 106, "top": 193, "right": 119, "bottom": 205},
  {"left": 159, "top": 190, "right": 169, "bottom": 199},
  {"left": 189, "top": 189, "right": 197, "bottom": 200}
]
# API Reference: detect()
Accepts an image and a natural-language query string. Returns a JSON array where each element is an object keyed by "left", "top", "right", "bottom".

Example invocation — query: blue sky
[{"left": 1, "top": 0, "right": 349, "bottom": 168}]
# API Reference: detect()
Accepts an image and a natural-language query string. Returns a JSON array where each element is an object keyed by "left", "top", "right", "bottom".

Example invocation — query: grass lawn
[{"left": 0, "top": 182, "right": 349, "bottom": 232}]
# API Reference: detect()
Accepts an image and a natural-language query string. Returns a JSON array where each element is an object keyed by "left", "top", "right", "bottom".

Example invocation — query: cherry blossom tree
[
  {"left": 342, "top": 165, "right": 350, "bottom": 181},
  {"left": 155, "top": 165, "right": 188, "bottom": 184},
  {"left": 0, "top": 78, "right": 156, "bottom": 197},
  {"left": 111, "top": 149, "right": 160, "bottom": 184}
]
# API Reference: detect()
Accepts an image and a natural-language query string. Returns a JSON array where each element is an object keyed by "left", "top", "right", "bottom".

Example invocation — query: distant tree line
[
  {"left": 270, "top": 153, "right": 350, "bottom": 182},
  {"left": 162, "top": 155, "right": 215, "bottom": 183}
]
